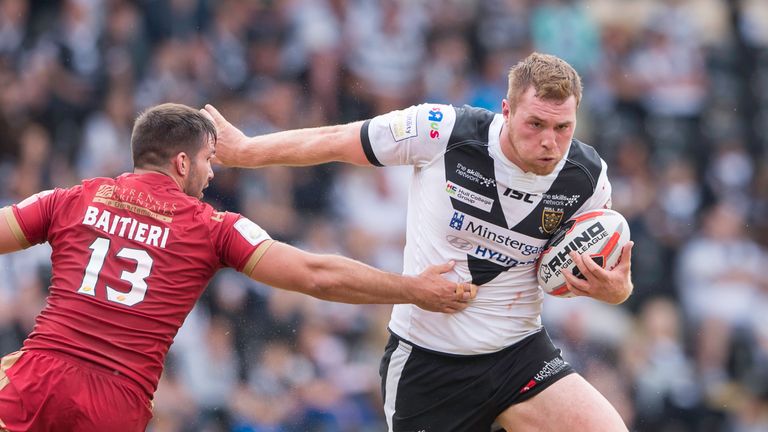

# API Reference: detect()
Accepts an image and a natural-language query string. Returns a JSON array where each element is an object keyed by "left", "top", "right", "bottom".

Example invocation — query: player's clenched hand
[
  {"left": 413, "top": 261, "right": 478, "bottom": 313},
  {"left": 563, "top": 241, "right": 634, "bottom": 304},
  {"left": 201, "top": 104, "right": 247, "bottom": 167}
]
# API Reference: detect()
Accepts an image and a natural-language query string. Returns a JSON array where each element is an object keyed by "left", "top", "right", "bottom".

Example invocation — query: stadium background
[{"left": 1, "top": 0, "right": 767, "bottom": 430}]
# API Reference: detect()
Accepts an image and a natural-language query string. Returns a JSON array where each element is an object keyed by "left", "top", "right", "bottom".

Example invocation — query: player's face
[
  {"left": 185, "top": 136, "right": 215, "bottom": 199},
  {"left": 502, "top": 86, "right": 577, "bottom": 175}
]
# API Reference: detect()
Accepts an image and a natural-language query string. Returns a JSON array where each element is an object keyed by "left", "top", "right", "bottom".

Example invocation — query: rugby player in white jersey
[{"left": 203, "top": 52, "right": 633, "bottom": 432}]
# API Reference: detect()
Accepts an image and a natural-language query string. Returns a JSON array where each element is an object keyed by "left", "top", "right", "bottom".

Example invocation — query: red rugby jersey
[{"left": 4, "top": 172, "right": 272, "bottom": 398}]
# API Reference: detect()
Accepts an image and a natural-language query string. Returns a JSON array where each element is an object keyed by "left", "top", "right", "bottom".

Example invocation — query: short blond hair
[{"left": 506, "top": 52, "right": 582, "bottom": 112}]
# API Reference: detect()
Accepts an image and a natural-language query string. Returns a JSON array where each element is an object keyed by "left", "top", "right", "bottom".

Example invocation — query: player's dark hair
[
  {"left": 131, "top": 103, "right": 217, "bottom": 169},
  {"left": 507, "top": 52, "right": 582, "bottom": 112}
]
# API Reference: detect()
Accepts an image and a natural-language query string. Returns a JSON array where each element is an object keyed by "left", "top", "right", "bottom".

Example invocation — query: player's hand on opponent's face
[
  {"left": 563, "top": 241, "right": 634, "bottom": 305},
  {"left": 415, "top": 261, "right": 478, "bottom": 313},
  {"left": 200, "top": 104, "right": 247, "bottom": 167}
]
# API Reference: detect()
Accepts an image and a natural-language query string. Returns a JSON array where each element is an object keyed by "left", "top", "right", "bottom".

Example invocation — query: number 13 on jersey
[{"left": 77, "top": 237, "right": 153, "bottom": 306}]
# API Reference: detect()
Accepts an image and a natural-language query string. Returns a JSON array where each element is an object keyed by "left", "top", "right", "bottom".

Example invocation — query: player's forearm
[
  {"left": 234, "top": 122, "right": 367, "bottom": 168},
  {"left": 250, "top": 242, "right": 471, "bottom": 313},
  {"left": 303, "top": 254, "right": 417, "bottom": 305}
]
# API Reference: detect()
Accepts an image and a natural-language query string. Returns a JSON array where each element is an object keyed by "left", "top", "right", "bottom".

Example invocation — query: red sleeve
[
  {"left": 210, "top": 211, "right": 274, "bottom": 275},
  {"left": 10, "top": 188, "right": 79, "bottom": 246}
]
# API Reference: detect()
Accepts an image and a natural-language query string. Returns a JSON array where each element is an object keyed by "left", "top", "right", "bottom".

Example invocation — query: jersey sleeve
[
  {"left": 360, "top": 103, "right": 458, "bottom": 167},
  {"left": 5, "top": 188, "right": 76, "bottom": 247},
  {"left": 211, "top": 211, "right": 274, "bottom": 275},
  {"left": 575, "top": 159, "right": 613, "bottom": 213}
]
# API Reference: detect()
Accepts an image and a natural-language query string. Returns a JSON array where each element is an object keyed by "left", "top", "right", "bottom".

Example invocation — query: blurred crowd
[{"left": 1, "top": 0, "right": 767, "bottom": 431}]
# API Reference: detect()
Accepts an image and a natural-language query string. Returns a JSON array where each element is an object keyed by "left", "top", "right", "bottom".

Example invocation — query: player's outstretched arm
[
  {"left": 202, "top": 104, "right": 370, "bottom": 169},
  {"left": 248, "top": 241, "right": 478, "bottom": 313},
  {"left": 0, "top": 207, "right": 28, "bottom": 254},
  {"left": 563, "top": 241, "right": 634, "bottom": 304}
]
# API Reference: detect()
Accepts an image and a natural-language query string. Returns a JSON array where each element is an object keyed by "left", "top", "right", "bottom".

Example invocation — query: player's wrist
[{"left": 399, "top": 274, "right": 423, "bottom": 306}]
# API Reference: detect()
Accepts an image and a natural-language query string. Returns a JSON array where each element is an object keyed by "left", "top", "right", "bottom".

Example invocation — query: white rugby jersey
[{"left": 361, "top": 104, "right": 612, "bottom": 354}]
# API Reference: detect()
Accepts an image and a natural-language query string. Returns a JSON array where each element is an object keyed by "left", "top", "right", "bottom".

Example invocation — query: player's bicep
[
  {"left": 0, "top": 207, "right": 29, "bottom": 253},
  {"left": 327, "top": 121, "right": 371, "bottom": 166}
]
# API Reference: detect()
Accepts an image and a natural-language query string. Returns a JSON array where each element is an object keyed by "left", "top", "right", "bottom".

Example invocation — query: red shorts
[{"left": 0, "top": 350, "right": 153, "bottom": 432}]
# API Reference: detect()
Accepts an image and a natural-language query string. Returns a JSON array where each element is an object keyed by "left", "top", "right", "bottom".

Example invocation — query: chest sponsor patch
[
  {"left": 445, "top": 234, "right": 473, "bottom": 251},
  {"left": 234, "top": 218, "right": 269, "bottom": 246},
  {"left": 445, "top": 181, "right": 494, "bottom": 212}
]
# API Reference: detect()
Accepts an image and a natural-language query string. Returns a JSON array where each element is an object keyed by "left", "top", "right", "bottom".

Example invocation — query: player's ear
[{"left": 172, "top": 152, "right": 189, "bottom": 176}]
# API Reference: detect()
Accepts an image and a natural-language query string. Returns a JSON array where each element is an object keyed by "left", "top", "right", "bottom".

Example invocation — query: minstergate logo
[{"left": 463, "top": 221, "right": 543, "bottom": 256}]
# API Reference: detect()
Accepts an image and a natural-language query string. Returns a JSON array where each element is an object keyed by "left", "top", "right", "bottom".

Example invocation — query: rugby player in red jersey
[{"left": 0, "top": 103, "right": 476, "bottom": 432}]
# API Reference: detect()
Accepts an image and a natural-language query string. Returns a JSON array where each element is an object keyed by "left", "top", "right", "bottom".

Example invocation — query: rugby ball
[{"left": 537, "top": 209, "right": 630, "bottom": 297}]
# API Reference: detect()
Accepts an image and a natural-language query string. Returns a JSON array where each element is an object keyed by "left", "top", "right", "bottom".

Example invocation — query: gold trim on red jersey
[
  {"left": 243, "top": 240, "right": 276, "bottom": 276},
  {"left": 92, "top": 197, "right": 173, "bottom": 223},
  {"left": 0, "top": 351, "right": 24, "bottom": 393},
  {"left": 2, "top": 207, "right": 31, "bottom": 249}
]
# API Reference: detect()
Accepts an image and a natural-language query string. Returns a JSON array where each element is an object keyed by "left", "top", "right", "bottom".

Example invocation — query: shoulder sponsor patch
[
  {"left": 388, "top": 107, "right": 418, "bottom": 142},
  {"left": 234, "top": 218, "right": 270, "bottom": 246},
  {"left": 445, "top": 181, "right": 494, "bottom": 212}
]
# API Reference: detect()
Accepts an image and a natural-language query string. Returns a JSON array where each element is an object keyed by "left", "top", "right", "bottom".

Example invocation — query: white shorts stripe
[{"left": 384, "top": 340, "right": 412, "bottom": 432}]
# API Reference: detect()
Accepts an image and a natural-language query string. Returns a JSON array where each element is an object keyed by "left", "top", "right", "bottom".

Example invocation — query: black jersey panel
[
  {"left": 510, "top": 140, "right": 602, "bottom": 240},
  {"left": 467, "top": 255, "right": 513, "bottom": 285},
  {"left": 565, "top": 139, "right": 602, "bottom": 187},
  {"left": 444, "top": 106, "right": 513, "bottom": 285},
  {"left": 444, "top": 106, "right": 507, "bottom": 227},
  {"left": 446, "top": 105, "right": 496, "bottom": 148}
]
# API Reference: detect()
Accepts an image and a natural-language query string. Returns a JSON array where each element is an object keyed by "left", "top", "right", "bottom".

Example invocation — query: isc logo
[{"left": 503, "top": 188, "right": 536, "bottom": 203}]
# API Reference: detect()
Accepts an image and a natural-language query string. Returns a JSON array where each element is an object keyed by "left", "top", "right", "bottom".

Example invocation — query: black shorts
[{"left": 379, "top": 328, "right": 574, "bottom": 432}]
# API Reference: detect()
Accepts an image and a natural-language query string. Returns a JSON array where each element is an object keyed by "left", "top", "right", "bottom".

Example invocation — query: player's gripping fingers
[
  {"left": 614, "top": 241, "right": 634, "bottom": 272},
  {"left": 453, "top": 281, "right": 477, "bottom": 302},
  {"left": 568, "top": 251, "right": 592, "bottom": 281},
  {"left": 446, "top": 301, "right": 470, "bottom": 313},
  {"left": 564, "top": 253, "right": 591, "bottom": 290},
  {"left": 204, "top": 104, "right": 226, "bottom": 123},
  {"left": 199, "top": 107, "right": 215, "bottom": 123},
  {"left": 580, "top": 253, "right": 606, "bottom": 281},
  {"left": 428, "top": 260, "right": 456, "bottom": 276},
  {"left": 203, "top": 104, "right": 248, "bottom": 165},
  {"left": 417, "top": 261, "right": 461, "bottom": 312},
  {"left": 461, "top": 282, "right": 478, "bottom": 300},
  {"left": 562, "top": 269, "right": 589, "bottom": 297}
]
